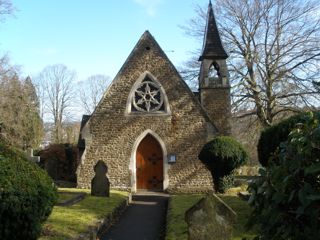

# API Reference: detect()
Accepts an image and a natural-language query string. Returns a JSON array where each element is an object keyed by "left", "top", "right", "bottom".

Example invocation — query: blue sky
[{"left": 0, "top": 0, "right": 207, "bottom": 81}]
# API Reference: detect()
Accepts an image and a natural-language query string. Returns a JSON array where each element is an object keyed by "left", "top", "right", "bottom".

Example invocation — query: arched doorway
[{"left": 136, "top": 134, "right": 163, "bottom": 190}]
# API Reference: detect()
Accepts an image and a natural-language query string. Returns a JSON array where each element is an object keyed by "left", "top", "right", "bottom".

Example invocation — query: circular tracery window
[{"left": 132, "top": 80, "right": 164, "bottom": 112}]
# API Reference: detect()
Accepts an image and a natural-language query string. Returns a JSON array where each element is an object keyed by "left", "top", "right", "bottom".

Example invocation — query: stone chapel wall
[{"left": 77, "top": 33, "right": 214, "bottom": 193}]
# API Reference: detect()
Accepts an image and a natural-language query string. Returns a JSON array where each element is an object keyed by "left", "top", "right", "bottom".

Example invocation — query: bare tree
[
  {"left": 64, "top": 122, "right": 80, "bottom": 144},
  {"left": 37, "top": 64, "right": 76, "bottom": 143},
  {"left": 78, "top": 74, "right": 111, "bottom": 114},
  {"left": 0, "top": 54, "right": 16, "bottom": 77},
  {"left": 182, "top": 0, "right": 320, "bottom": 127},
  {"left": 0, "top": 0, "right": 14, "bottom": 22},
  {"left": 33, "top": 74, "right": 46, "bottom": 120}
]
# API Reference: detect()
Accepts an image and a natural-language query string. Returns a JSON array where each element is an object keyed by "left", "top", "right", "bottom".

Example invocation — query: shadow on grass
[
  {"left": 218, "top": 195, "right": 258, "bottom": 240},
  {"left": 166, "top": 194, "right": 204, "bottom": 240},
  {"left": 56, "top": 191, "right": 86, "bottom": 206},
  {"left": 40, "top": 191, "right": 128, "bottom": 240},
  {"left": 166, "top": 194, "right": 258, "bottom": 240}
]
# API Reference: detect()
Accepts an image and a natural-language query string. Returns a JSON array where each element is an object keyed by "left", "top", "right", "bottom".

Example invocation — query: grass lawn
[
  {"left": 220, "top": 195, "right": 258, "bottom": 240},
  {"left": 39, "top": 188, "right": 128, "bottom": 240},
  {"left": 166, "top": 193, "right": 258, "bottom": 240},
  {"left": 56, "top": 192, "right": 79, "bottom": 205},
  {"left": 166, "top": 194, "right": 204, "bottom": 240}
]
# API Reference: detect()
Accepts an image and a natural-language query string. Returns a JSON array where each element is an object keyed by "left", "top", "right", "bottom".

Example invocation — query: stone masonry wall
[
  {"left": 201, "top": 87, "right": 231, "bottom": 136},
  {"left": 77, "top": 32, "right": 214, "bottom": 192}
]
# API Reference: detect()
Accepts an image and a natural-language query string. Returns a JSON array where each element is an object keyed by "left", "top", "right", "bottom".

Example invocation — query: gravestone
[
  {"left": 26, "top": 148, "right": 40, "bottom": 163},
  {"left": 91, "top": 160, "right": 110, "bottom": 197},
  {"left": 185, "top": 193, "right": 237, "bottom": 240}
]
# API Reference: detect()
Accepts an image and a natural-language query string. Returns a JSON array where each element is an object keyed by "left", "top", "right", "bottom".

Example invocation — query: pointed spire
[{"left": 199, "top": 1, "right": 228, "bottom": 61}]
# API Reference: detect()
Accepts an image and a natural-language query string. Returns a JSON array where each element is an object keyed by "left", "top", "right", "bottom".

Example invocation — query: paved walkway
[{"left": 101, "top": 192, "right": 169, "bottom": 240}]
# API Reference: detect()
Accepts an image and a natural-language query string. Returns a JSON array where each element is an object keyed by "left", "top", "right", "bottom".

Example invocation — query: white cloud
[{"left": 133, "top": 0, "right": 164, "bottom": 17}]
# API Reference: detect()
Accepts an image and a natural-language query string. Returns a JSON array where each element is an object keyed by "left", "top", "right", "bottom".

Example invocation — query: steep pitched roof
[
  {"left": 199, "top": 1, "right": 228, "bottom": 61},
  {"left": 90, "top": 30, "right": 218, "bottom": 132}
]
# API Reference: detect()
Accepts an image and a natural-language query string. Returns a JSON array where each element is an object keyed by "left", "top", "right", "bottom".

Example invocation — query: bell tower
[{"left": 199, "top": 0, "right": 231, "bottom": 135}]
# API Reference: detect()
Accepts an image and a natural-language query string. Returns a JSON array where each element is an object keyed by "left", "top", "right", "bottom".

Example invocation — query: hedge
[
  {"left": 248, "top": 112, "right": 320, "bottom": 239},
  {"left": 257, "top": 111, "right": 320, "bottom": 166},
  {"left": 0, "top": 142, "right": 57, "bottom": 240}
]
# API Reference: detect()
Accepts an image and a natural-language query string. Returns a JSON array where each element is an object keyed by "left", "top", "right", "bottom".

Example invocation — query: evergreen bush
[
  {"left": 198, "top": 136, "right": 248, "bottom": 193},
  {"left": 258, "top": 111, "right": 320, "bottom": 166},
  {"left": 0, "top": 142, "right": 57, "bottom": 240},
  {"left": 248, "top": 112, "right": 320, "bottom": 239}
]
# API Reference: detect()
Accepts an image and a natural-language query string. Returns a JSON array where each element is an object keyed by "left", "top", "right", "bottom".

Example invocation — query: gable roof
[
  {"left": 199, "top": 1, "right": 228, "bottom": 61},
  {"left": 89, "top": 30, "right": 218, "bottom": 132}
]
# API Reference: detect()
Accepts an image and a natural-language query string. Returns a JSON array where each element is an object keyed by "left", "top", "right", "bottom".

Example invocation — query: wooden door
[{"left": 136, "top": 134, "right": 163, "bottom": 190}]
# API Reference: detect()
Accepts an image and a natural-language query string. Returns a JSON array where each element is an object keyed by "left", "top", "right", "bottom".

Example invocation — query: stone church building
[{"left": 77, "top": 1, "right": 231, "bottom": 193}]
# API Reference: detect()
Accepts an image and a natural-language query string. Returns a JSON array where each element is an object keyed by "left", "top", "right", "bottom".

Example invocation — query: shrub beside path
[{"left": 101, "top": 192, "right": 169, "bottom": 240}]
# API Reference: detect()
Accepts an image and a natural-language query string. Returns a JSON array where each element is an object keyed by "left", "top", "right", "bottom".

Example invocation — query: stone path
[{"left": 101, "top": 192, "right": 169, "bottom": 240}]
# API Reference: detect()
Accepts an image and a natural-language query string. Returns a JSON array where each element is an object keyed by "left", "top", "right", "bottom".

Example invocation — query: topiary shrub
[
  {"left": 248, "top": 112, "right": 320, "bottom": 240},
  {"left": 0, "top": 142, "right": 57, "bottom": 240},
  {"left": 258, "top": 111, "right": 320, "bottom": 166},
  {"left": 198, "top": 136, "right": 248, "bottom": 193}
]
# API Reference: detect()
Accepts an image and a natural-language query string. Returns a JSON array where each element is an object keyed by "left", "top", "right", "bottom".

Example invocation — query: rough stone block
[
  {"left": 185, "top": 193, "right": 237, "bottom": 240},
  {"left": 77, "top": 32, "right": 217, "bottom": 193}
]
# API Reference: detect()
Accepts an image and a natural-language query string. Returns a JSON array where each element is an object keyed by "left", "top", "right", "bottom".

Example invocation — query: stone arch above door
[
  {"left": 136, "top": 134, "right": 163, "bottom": 190},
  {"left": 129, "top": 129, "right": 169, "bottom": 192}
]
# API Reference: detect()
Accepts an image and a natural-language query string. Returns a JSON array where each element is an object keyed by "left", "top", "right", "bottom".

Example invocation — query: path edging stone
[
  {"left": 56, "top": 192, "right": 86, "bottom": 206},
  {"left": 76, "top": 193, "right": 131, "bottom": 240}
]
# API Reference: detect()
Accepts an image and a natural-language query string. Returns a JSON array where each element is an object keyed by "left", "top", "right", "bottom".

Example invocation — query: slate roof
[
  {"left": 199, "top": 1, "right": 228, "bottom": 61},
  {"left": 78, "top": 114, "right": 91, "bottom": 149}
]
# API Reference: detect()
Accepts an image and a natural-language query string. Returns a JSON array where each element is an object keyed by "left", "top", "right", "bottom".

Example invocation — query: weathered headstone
[
  {"left": 185, "top": 193, "right": 237, "bottom": 240},
  {"left": 91, "top": 160, "right": 110, "bottom": 197}
]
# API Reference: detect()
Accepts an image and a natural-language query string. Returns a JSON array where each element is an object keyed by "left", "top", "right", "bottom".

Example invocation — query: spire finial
[{"left": 198, "top": 0, "right": 228, "bottom": 61}]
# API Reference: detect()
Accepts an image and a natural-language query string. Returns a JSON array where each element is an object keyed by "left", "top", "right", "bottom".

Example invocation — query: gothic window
[{"left": 126, "top": 72, "right": 170, "bottom": 115}]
